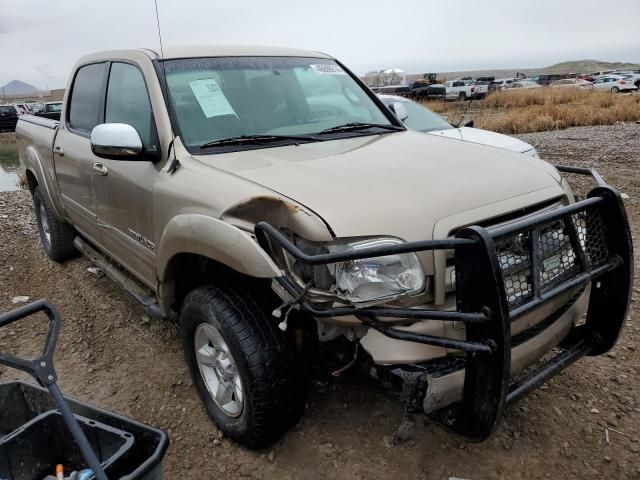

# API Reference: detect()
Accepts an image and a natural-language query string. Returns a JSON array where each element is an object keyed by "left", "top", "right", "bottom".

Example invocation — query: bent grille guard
[{"left": 254, "top": 175, "right": 633, "bottom": 441}]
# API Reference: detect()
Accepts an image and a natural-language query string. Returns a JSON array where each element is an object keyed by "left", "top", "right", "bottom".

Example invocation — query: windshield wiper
[
  {"left": 200, "top": 134, "right": 320, "bottom": 149},
  {"left": 319, "top": 122, "right": 404, "bottom": 135}
]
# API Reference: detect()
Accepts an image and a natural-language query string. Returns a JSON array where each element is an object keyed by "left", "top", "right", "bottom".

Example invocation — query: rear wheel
[
  {"left": 611, "top": 86, "right": 620, "bottom": 93},
  {"left": 180, "top": 285, "right": 305, "bottom": 448},
  {"left": 458, "top": 92, "right": 466, "bottom": 101},
  {"left": 33, "top": 186, "right": 77, "bottom": 262}
]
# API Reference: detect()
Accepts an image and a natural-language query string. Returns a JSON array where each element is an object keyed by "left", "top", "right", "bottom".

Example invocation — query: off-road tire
[
  {"left": 180, "top": 285, "right": 305, "bottom": 448},
  {"left": 33, "top": 186, "right": 77, "bottom": 262}
]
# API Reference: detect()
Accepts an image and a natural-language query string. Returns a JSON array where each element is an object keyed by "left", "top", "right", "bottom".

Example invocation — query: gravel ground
[
  {"left": 1, "top": 123, "right": 639, "bottom": 479},
  {"left": 0, "top": 132, "right": 16, "bottom": 144}
]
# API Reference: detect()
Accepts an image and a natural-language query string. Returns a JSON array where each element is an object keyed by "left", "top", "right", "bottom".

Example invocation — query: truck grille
[{"left": 495, "top": 205, "right": 608, "bottom": 309}]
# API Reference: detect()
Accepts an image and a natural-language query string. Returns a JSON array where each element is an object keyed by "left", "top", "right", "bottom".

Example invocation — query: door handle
[
  {"left": 93, "top": 163, "right": 108, "bottom": 176},
  {"left": 53, "top": 146, "right": 64, "bottom": 156}
]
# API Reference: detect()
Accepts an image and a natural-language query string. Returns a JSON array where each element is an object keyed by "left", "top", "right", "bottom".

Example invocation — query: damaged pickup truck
[{"left": 16, "top": 46, "right": 633, "bottom": 447}]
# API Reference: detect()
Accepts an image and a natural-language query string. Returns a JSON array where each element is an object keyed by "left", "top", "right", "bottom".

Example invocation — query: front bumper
[
  {"left": 422, "top": 284, "right": 589, "bottom": 414},
  {"left": 255, "top": 166, "right": 633, "bottom": 441}
]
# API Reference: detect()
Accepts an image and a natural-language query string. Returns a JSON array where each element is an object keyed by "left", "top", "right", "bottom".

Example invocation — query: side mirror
[
  {"left": 461, "top": 118, "right": 475, "bottom": 128},
  {"left": 389, "top": 102, "right": 409, "bottom": 121},
  {"left": 91, "top": 123, "right": 143, "bottom": 160}
]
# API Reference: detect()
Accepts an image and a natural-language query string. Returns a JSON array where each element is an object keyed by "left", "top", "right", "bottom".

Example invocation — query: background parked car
[
  {"left": 618, "top": 73, "right": 640, "bottom": 89},
  {"left": 592, "top": 75, "right": 638, "bottom": 93},
  {"left": 503, "top": 81, "right": 542, "bottom": 90},
  {"left": 374, "top": 85, "right": 412, "bottom": 96},
  {"left": 0, "top": 104, "right": 19, "bottom": 131},
  {"left": 379, "top": 94, "right": 539, "bottom": 157},
  {"left": 468, "top": 80, "right": 489, "bottom": 98},
  {"left": 13, "top": 104, "right": 28, "bottom": 114},
  {"left": 588, "top": 70, "right": 615, "bottom": 77},
  {"left": 444, "top": 80, "right": 478, "bottom": 100},
  {"left": 35, "top": 101, "right": 63, "bottom": 120},
  {"left": 27, "top": 102, "right": 45, "bottom": 114},
  {"left": 488, "top": 78, "right": 517, "bottom": 91},
  {"left": 550, "top": 78, "right": 594, "bottom": 89},
  {"left": 532, "top": 74, "right": 565, "bottom": 86},
  {"left": 410, "top": 80, "right": 446, "bottom": 100}
]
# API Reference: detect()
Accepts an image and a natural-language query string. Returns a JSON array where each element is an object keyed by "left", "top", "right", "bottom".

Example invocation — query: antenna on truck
[
  {"left": 153, "top": 0, "right": 165, "bottom": 60},
  {"left": 153, "top": 0, "right": 181, "bottom": 174}
]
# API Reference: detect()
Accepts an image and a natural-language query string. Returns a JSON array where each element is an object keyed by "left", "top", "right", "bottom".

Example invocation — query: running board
[{"left": 73, "top": 236, "right": 163, "bottom": 318}]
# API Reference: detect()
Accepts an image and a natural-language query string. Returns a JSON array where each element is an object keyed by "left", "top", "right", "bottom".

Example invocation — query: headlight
[
  {"left": 523, "top": 147, "right": 540, "bottom": 158},
  {"left": 560, "top": 175, "right": 576, "bottom": 203},
  {"left": 294, "top": 237, "right": 426, "bottom": 305}
]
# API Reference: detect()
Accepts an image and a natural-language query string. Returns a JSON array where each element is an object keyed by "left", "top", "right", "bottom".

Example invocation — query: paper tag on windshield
[
  {"left": 310, "top": 64, "right": 346, "bottom": 75},
  {"left": 189, "top": 78, "right": 236, "bottom": 118}
]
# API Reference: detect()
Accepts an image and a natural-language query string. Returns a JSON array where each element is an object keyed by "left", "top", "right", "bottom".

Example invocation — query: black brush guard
[{"left": 255, "top": 168, "right": 633, "bottom": 441}]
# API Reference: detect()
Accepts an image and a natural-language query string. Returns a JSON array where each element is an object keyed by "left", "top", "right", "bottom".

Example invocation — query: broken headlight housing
[{"left": 292, "top": 237, "right": 426, "bottom": 305}]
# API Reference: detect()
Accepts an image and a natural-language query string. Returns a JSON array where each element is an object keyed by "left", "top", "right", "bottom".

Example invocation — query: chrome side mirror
[
  {"left": 91, "top": 123, "right": 143, "bottom": 160},
  {"left": 389, "top": 102, "right": 409, "bottom": 121}
]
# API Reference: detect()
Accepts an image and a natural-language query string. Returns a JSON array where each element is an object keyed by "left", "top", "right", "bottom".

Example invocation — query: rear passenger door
[
  {"left": 54, "top": 62, "right": 108, "bottom": 245},
  {"left": 92, "top": 61, "right": 161, "bottom": 288}
]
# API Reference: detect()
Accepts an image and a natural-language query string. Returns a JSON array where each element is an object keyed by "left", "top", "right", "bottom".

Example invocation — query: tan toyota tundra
[{"left": 16, "top": 45, "right": 633, "bottom": 447}]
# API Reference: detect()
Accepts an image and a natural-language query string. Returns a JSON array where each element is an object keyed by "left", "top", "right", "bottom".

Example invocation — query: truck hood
[
  {"left": 202, "top": 130, "right": 564, "bottom": 240},
  {"left": 427, "top": 127, "right": 535, "bottom": 154}
]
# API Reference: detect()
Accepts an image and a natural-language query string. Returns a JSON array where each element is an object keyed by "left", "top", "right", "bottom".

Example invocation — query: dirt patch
[{"left": 1, "top": 124, "right": 639, "bottom": 479}]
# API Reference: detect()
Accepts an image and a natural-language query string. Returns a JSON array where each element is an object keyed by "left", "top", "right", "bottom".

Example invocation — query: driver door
[{"left": 54, "top": 62, "right": 108, "bottom": 245}]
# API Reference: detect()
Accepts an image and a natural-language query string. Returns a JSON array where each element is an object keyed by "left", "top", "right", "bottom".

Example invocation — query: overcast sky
[{"left": 1, "top": 0, "right": 638, "bottom": 89}]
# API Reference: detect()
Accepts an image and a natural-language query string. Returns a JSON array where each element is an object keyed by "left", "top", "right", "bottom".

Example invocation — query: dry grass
[
  {"left": 0, "top": 132, "right": 16, "bottom": 144},
  {"left": 422, "top": 88, "right": 640, "bottom": 134}
]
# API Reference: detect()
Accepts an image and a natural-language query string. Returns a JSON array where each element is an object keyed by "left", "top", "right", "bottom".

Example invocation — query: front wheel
[{"left": 180, "top": 285, "right": 305, "bottom": 448}]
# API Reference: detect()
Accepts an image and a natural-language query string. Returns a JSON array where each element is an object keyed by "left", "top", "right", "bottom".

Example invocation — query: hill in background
[
  {"left": 543, "top": 59, "right": 640, "bottom": 73},
  {"left": 1, "top": 80, "right": 39, "bottom": 96},
  {"left": 405, "top": 59, "right": 640, "bottom": 83}
]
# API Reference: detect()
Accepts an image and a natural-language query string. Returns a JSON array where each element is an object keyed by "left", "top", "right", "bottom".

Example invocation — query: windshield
[
  {"left": 163, "top": 57, "right": 395, "bottom": 151},
  {"left": 382, "top": 99, "right": 452, "bottom": 132},
  {"left": 45, "top": 103, "right": 62, "bottom": 112}
]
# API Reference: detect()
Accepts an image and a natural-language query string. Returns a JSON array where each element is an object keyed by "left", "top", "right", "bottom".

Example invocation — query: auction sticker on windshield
[
  {"left": 310, "top": 64, "right": 346, "bottom": 75},
  {"left": 189, "top": 79, "right": 237, "bottom": 118}
]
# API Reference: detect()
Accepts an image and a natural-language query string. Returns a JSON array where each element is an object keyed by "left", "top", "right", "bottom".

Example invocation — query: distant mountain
[
  {"left": 542, "top": 59, "right": 640, "bottom": 74},
  {"left": 403, "top": 59, "right": 640, "bottom": 83},
  {"left": 1, "top": 80, "right": 39, "bottom": 95}
]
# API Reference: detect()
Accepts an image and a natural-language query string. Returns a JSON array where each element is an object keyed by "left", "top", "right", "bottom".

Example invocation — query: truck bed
[{"left": 15, "top": 115, "right": 62, "bottom": 214}]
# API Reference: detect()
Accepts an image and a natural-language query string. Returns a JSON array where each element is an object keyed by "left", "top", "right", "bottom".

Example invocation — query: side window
[
  {"left": 105, "top": 63, "right": 155, "bottom": 147},
  {"left": 68, "top": 63, "right": 106, "bottom": 133}
]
